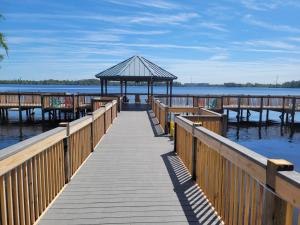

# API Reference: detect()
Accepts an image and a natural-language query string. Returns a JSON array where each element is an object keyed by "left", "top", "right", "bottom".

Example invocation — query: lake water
[{"left": 1, "top": 84, "right": 300, "bottom": 170}]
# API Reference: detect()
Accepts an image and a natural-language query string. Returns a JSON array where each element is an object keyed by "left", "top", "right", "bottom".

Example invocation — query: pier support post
[
  {"left": 291, "top": 97, "right": 296, "bottom": 127},
  {"left": 281, "top": 97, "right": 285, "bottom": 125},
  {"left": 265, "top": 159, "right": 294, "bottom": 225},
  {"left": 41, "top": 95, "right": 45, "bottom": 122},
  {"left": 246, "top": 110, "right": 250, "bottom": 122},
  {"left": 18, "top": 93, "right": 22, "bottom": 123},
  {"left": 285, "top": 113, "right": 289, "bottom": 125},
  {"left": 236, "top": 97, "right": 241, "bottom": 123},
  {"left": 259, "top": 97, "right": 263, "bottom": 127}
]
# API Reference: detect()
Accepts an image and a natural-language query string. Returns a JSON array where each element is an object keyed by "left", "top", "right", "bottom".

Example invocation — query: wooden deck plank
[{"left": 38, "top": 109, "right": 221, "bottom": 225}]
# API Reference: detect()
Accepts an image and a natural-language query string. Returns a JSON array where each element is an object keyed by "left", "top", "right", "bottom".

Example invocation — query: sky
[{"left": 0, "top": 0, "right": 300, "bottom": 84}]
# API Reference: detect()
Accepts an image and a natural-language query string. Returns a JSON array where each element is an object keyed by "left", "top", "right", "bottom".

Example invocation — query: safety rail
[
  {"left": 0, "top": 93, "right": 41, "bottom": 107},
  {"left": 0, "top": 100, "right": 118, "bottom": 225},
  {"left": 42, "top": 94, "right": 77, "bottom": 110},
  {"left": 152, "top": 97, "right": 226, "bottom": 135},
  {"left": 174, "top": 115, "right": 300, "bottom": 225}
]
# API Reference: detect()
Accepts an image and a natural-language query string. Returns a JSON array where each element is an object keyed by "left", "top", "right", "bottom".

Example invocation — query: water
[
  {"left": 1, "top": 84, "right": 300, "bottom": 170},
  {"left": 1, "top": 84, "right": 300, "bottom": 95}
]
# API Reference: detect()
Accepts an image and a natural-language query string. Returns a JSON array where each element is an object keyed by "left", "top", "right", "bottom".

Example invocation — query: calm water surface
[{"left": 1, "top": 84, "right": 300, "bottom": 170}]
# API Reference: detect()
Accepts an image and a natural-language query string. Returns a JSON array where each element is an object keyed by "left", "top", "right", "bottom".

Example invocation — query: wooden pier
[
  {"left": 0, "top": 99, "right": 300, "bottom": 225},
  {"left": 0, "top": 92, "right": 121, "bottom": 122},
  {"left": 1, "top": 92, "right": 298, "bottom": 127},
  {"left": 155, "top": 94, "right": 300, "bottom": 127}
]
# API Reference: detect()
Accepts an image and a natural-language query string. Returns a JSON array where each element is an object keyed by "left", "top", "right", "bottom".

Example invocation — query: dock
[
  {"left": 0, "top": 100, "right": 300, "bottom": 225},
  {"left": 37, "top": 107, "right": 221, "bottom": 225}
]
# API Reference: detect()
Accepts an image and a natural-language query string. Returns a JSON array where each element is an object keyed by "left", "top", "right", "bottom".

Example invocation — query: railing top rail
[
  {"left": 174, "top": 115, "right": 300, "bottom": 208},
  {"left": 69, "top": 115, "right": 93, "bottom": 135},
  {"left": 0, "top": 127, "right": 66, "bottom": 176},
  {"left": 199, "top": 108, "right": 223, "bottom": 116},
  {"left": 183, "top": 115, "right": 223, "bottom": 120},
  {"left": 155, "top": 94, "right": 300, "bottom": 98},
  {"left": 92, "top": 107, "right": 106, "bottom": 119}
]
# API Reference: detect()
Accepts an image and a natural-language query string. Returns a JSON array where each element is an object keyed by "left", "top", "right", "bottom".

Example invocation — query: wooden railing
[
  {"left": 42, "top": 94, "right": 77, "bottom": 110},
  {"left": 0, "top": 100, "right": 118, "bottom": 225},
  {"left": 174, "top": 115, "right": 300, "bottom": 225},
  {"left": 155, "top": 94, "right": 300, "bottom": 112},
  {"left": 152, "top": 97, "right": 226, "bottom": 135},
  {"left": 0, "top": 93, "right": 41, "bottom": 107}
]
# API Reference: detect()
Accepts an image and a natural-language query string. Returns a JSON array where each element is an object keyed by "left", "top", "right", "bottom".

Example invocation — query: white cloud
[
  {"left": 7, "top": 12, "right": 198, "bottom": 26},
  {"left": 240, "top": 0, "right": 279, "bottom": 11},
  {"left": 198, "top": 22, "right": 228, "bottom": 32},
  {"left": 289, "top": 37, "right": 300, "bottom": 42},
  {"left": 244, "top": 15, "right": 300, "bottom": 33},
  {"left": 105, "top": 0, "right": 180, "bottom": 9},
  {"left": 159, "top": 58, "right": 300, "bottom": 83},
  {"left": 129, "top": 12, "right": 199, "bottom": 25},
  {"left": 240, "top": 0, "right": 300, "bottom": 11},
  {"left": 107, "top": 29, "right": 169, "bottom": 35},
  {"left": 235, "top": 40, "right": 298, "bottom": 50}
]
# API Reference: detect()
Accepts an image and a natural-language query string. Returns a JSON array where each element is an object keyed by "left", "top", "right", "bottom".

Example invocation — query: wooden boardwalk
[{"left": 38, "top": 108, "right": 221, "bottom": 225}]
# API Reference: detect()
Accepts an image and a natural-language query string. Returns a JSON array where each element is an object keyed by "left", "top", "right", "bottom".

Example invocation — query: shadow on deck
[
  {"left": 161, "top": 153, "right": 222, "bottom": 224},
  {"left": 147, "top": 108, "right": 222, "bottom": 224}
]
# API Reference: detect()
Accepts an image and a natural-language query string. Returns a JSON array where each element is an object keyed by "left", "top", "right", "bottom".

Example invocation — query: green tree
[{"left": 0, "top": 14, "right": 8, "bottom": 61}]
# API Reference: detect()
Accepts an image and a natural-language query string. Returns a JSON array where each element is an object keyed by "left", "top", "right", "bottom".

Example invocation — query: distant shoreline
[{"left": 0, "top": 79, "right": 300, "bottom": 88}]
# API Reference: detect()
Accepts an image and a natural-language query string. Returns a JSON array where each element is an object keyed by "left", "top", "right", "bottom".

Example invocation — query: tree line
[{"left": 0, "top": 79, "right": 300, "bottom": 88}]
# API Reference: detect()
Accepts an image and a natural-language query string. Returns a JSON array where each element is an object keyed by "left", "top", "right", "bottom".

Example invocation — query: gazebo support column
[
  {"left": 120, "top": 80, "right": 123, "bottom": 98},
  {"left": 150, "top": 80, "right": 154, "bottom": 97},
  {"left": 125, "top": 81, "right": 127, "bottom": 98},
  {"left": 147, "top": 81, "right": 150, "bottom": 103},
  {"left": 170, "top": 81, "right": 173, "bottom": 107},
  {"left": 105, "top": 80, "right": 108, "bottom": 95},
  {"left": 100, "top": 79, "right": 104, "bottom": 96},
  {"left": 166, "top": 81, "right": 169, "bottom": 105}
]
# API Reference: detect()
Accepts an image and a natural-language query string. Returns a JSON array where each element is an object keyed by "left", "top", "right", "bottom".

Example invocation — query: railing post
[
  {"left": 60, "top": 122, "right": 71, "bottom": 184},
  {"left": 221, "top": 114, "right": 227, "bottom": 137},
  {"left": 265, "top": 159, "right": 294, "bottom": 225},
  {"left": 103, "top": 107, "right": 107, "bottom": 134},
  {"left": 165, "top": 107, "right": 169, "bottom": 134},
  {"left": 191, "top": 124, "right": 197, "bottom": 180},
  {"left": 191, "top": 122, "right": 202, "bottom": 180},
  {"left": 173, "top": 114, "right": 179, "bottom": 152},
  {"left": 87, "top": 112, "right": 94, "bottom": 152}
]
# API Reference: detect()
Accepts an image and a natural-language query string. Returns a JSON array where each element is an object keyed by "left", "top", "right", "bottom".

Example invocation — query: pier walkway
[{"left": 38, "top": 108, "right": 221, "bottom": 225}]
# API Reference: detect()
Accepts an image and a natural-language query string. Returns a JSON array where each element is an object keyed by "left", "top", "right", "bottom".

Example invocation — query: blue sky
[{"left": 0, "top": 0, "right": 300, "bottom": 83}]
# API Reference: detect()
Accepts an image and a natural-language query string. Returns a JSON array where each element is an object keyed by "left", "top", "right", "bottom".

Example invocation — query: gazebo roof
[{"left": 95, "top": 55, "right": 177, "bottom": 81}]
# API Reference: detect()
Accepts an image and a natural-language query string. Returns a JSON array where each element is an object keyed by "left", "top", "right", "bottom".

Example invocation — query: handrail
[
  {"left": 69, "top": 116, "right": 93, "bottom": 135},
  {"left": 174, "top": 115, "right": 300, "bottom": 224},
  {"left": 0, "top": 100, "right": 118, "bottom": 225},
  {"left": 92, "top": 107, "right": 105, "bottom": 119},
  {"left": 0, "top": 127, "right": 66, "bottom": 177}
]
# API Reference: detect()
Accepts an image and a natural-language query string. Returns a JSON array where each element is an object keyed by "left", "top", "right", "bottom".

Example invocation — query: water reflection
[
  {"left": 0, "top": 121, "right": 58, "bottom": 150},
  {"left": 227, "top": 122, "right": 300, "bottom": 171}
]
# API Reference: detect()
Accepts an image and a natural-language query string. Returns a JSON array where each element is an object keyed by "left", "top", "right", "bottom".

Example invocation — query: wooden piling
[
  {"left": 291, "top": 97, "right": 296, "bottom": 127},
  {"left": 259, "top": 97, "right": 263, "bottom": 126}
]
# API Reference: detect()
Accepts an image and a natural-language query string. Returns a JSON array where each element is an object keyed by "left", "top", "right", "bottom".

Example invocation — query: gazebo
[{"left": 95, "top": 55, "right": 177, "bottom": 103}]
